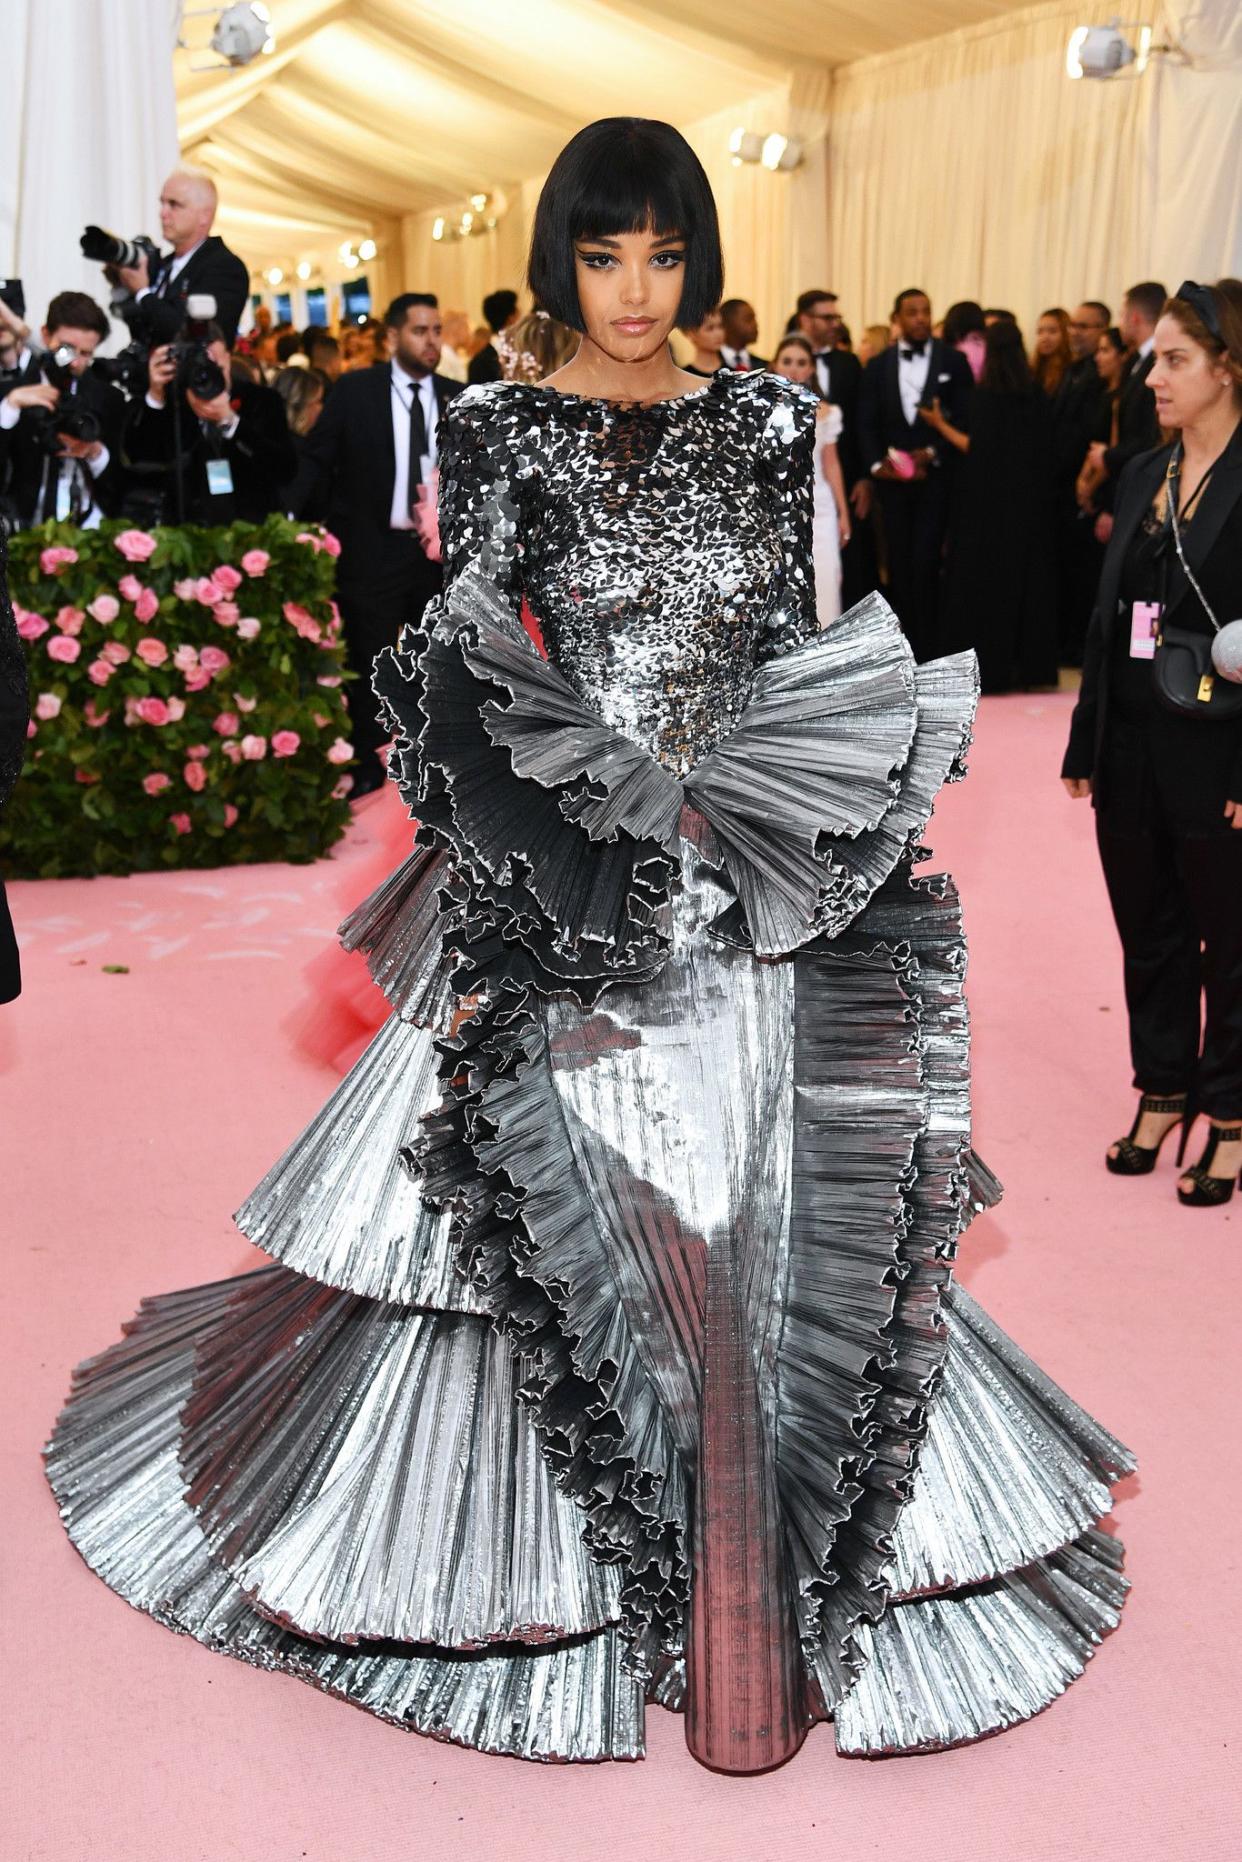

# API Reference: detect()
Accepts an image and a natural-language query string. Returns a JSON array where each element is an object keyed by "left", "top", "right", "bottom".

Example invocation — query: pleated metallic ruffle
[
  {"left": 336, "top": 843, "right": 455, "bottom": 1030},
  {"left": 234, "top": 1013, "right": 480, "bottom": 1313},
  {"left": 44, "top": 1281, "right": 644, "bottom": 1762}
]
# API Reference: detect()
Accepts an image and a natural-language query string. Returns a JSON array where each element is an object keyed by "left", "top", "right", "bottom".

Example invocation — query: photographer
[
  {"left": 113, "top": 167, "right": 250, "bottom": 349},
  {"left": 123, "top": 320, "right": 295, "bottom": 525},
  {"left": 0, "top": 292, "right": 124, "bottom": 530}
]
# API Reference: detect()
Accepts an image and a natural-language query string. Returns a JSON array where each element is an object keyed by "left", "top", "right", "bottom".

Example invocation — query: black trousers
[
  {"left": 874, "top": 474, "right": 949, "bottom": 662},
  {"left": 1095, "top": 708, "right": 1242, "bottom": 1120},
  {"left": 337, "top": 537, "right": 441, "bottom": 783}
]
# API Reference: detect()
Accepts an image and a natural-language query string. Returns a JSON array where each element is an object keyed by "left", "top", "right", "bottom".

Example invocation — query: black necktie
[
  {"left": 901, "top": 343, "right": 926, "bottom": 360},
  {"left": 407, "top": 381, "right": 427, "bottom": 508}
]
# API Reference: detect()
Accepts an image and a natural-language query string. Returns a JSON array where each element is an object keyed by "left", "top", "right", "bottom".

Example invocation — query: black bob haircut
[{"left": 528, "top": 118, "right": 724, "bottom": 334}]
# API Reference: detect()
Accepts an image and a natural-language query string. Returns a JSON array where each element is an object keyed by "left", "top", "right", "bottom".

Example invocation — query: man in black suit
[
  {"left": 1052, "top": 299, "right": 1112, "bottom": 662},
  {"left": 719, "top": 298, "right": 767, "bottom": 371},
  {"left": 115, "top": 167, "right": 251, "bottom": 348},
  {"left": 467, "top": 288, "right": 519, "bottom": 385},
  {"left": 307, "top": 292, "right": 464, "bottom": 794},
  {"left": 1083, "top": 280, "right": 1165, "bottom": 492},
  {"left": 0, "top": 291, "right": 126, "bottom": 529},
  {"left": 792, "top": 288, "right": 874, "bottom": 605},
  {"left": 858, "top": 287, "right": 973, "bottom": 661},
  {"left": 122, "top": 324, "right": 295, "bottom": 527}
]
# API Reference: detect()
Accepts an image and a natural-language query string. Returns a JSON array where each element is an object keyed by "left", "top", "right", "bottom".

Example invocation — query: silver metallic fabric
[{"left": 45, "top": 372, "right": 1134, "bottom": 1774}]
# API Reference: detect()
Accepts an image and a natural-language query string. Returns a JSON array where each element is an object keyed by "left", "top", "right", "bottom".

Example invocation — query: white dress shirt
[
  {"left": 896, "top": 343, "right": 932, "bottom": 427},
  {"left": 720, "top": 344, "right": 757, "bottom": 371},
  {"left": 137, "top": 239, "right": 206, "bottom": 306},
  {"left": 389, "top": 363, "right": 438, "bottom": 530}
]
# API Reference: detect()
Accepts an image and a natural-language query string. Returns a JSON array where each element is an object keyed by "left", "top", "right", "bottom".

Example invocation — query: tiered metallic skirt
[{"left": 45, "top": 583, "right": 1134, "bottom": 1772}]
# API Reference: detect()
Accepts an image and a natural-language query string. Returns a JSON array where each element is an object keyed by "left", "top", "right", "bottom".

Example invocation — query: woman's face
[
  {"left": 1035, "top": 315, "right": 1062, "bottom": 356},
  {"left": 573, "top": 223, "right": 686, "bottom": 364},
  {"left": 1148, "top": 313, "right": 1236, "bottom": 429},
  {"left": 1094, "top": 336, "right": 1124, "bottom": 386},
  {"left": 690, "top": 308, "right": 724, "bottom": 352},
  {"left": 773, "top": 344, "right": 816, "bottom": 387}
]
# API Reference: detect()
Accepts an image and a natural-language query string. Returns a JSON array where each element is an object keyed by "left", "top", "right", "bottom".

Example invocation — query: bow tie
[
  {"left": 901, "top": 343, "right": 927, "bottom": 360},
  {"left": 815, "top": 350, "right": 832, "bottom": 361}
]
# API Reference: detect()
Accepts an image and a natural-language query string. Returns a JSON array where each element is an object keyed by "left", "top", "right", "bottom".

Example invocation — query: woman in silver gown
[{"left": 46, "top": 120, "right": 1134, "bottom": 1776}]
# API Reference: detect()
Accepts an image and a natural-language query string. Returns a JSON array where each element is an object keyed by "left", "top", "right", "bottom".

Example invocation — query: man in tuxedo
[
  {"left": 1083, "top": 280, "right": 1165, "bottom": 491},
  {"left": 467, "top": 289, "right": 519, "bottom": 385},
  {"left": 793, "top": 288, "right": 873, "bottom": 605},
  {"left": 720, "top": 299, "right": 767, "bottom": 371},
  {"left": 122, "top": 324, "right": 294, "bottom": 527},
  {"left": 858, "top": 287, "right": 973, "bottom": 661},
  {"left": 307, "top": 292, "right": 464, "bottom": 794},
  {"left": 0, "top": 291, "right": 126, "bottom": 530},
  {"left": 116, "top": 166, "right": 251, "bottom": 348}
]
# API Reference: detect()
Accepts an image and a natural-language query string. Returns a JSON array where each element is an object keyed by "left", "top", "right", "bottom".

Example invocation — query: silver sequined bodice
[{"left": 436, "top": 372, "right": 818, "bottom": 775}]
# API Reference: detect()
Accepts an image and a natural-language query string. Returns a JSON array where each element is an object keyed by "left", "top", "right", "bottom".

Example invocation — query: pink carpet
[{"left": 4, "top": 690, "right": 1236, "bottom": 1861}]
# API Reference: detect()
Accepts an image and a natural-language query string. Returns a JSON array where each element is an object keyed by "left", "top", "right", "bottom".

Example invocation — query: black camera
[
  {"left": 80, "top": 225, "right": 163, "bottom": 279},
  {"left": 30, "top": 344, "right": 102, "bottom": 455},
  {"left": 95, "top": 295, "right": 226, "bottom": 403}
]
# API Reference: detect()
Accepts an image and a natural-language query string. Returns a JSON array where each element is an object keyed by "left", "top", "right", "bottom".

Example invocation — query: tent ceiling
[{"left": 177, "top": 0, "right": 1026, "bottom": 273}]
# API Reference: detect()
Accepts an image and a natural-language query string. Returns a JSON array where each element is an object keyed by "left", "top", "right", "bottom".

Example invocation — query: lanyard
[{"left": 1166, "top": 441, "right": 1226, "bottom": 634}]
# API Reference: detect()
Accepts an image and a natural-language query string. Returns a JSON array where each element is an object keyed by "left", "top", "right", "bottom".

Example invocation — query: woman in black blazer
[{"left": 1063, "top": 280, "right": 1242, "bottom": 1205}]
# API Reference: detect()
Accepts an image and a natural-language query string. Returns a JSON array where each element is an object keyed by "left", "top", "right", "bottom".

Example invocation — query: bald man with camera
[{"left": 116, "top": 166, "right": 250, "bottom": 349}]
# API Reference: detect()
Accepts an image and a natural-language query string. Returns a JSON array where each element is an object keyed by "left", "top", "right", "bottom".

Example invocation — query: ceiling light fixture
[
  {"left": 295, "top": 260, "right": 312, "bottom": 282},
  {"left": 1066, "top": 18, "right": 1183, "bottom": 80},
  {"left": 180, "top": 4, "right": 275, "bottom": 70},
  {"left": 265, "top": 266, "right": 283, "bottom": 286},
  {"left": 358, "top": 238, "right": 377, "bottom": 262}
]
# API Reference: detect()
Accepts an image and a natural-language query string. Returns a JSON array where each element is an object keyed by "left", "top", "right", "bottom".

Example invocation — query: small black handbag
[{"left": 1152, "top": 448, "right": 1242, "bottom": 721}]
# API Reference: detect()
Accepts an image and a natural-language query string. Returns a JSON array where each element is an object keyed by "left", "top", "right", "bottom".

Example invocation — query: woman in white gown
[{"left": 772, "top": 332, "right": 850, "bottom": 625}]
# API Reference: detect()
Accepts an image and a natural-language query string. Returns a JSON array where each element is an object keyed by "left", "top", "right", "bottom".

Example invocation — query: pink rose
[
  {"left": 212, "top": 601, "right": 240, "bottom": 628},
  {"left": 26, "top": 720, "right": 36, "bottom": 739},
  {"left": 183, "top": 760, "right": 207, "bottom": 792},
  {"left": 123, "top": 697, "right": 142, "bottom": 726},
  {"left": 115, "top": 529, "right": 157, "bottom": 563},
  {"left": 75, "top": 769, "right": 100, "bottom": 785},
  {"left": 326, "top": 737, "right": 354, "bottom": 765},
  {"left": 282, "top": 601, "right": 322, "bottom": 641},
  {"left": 172, "top": 644, "right": 199, "bottom": 672},
  {"left": 56, "top": 605, "right": 86, "bottom": 635},
  {"left": 234, "top": 691, "right": 257, "bottom": 712},
  {"left": 40, "top": 545, "right": 79, "bottom": 575},
  {"left": 101, "top": 640, "right": 131, "bottom": 665},
  {"left": 240, "top": 549, "right": 270, "bottom": 576},
  {"left": 87, "top": 659, "right": 114, "bottom": 686},
  {"left": 213, "top": 711, "right": 240, "bottom": 736},
  {"left": 271, "top": 729, "right": 300, "bottom": 757},
  {"left": 220, "top": 740, "right": 242, "bottom": 763},
  {"left": 240, "top": 734, "right": 267, "bottom": 760},
  {"left": 183, "top": 667, "right": 212, "bottom": 692},
  {"left": 135, "top": 637, "right": 168, "bottom": 667},
  {"left": 165, "top": 696, "right": 186, "bottom": 721},
  {"left": 199, "top": 645, "right": 231, "bottom": 675},
  {"left": 169, "top": 813, "right": 192, "bottom": 835},
  {"left": 16, "top": 610, "right": 50, "bottom": 641},
  {"left": 35, "top": 692, "right": 62, "bottom": 720},
  {"left": 235, "top": 615, "right": 260, "bottom": 640},
  {"left": 143, "top": 772, "right": 172, "bottom": 795},
  {"left": 173, "top": 578, "right": 198, "bottom": 601},
  {"left": 213, "top": 564, "right": 243, "bottom": 593},
  {"left": 135, "top": 696, "right": 171, "bottom": 726},
  {"left": 47, "top": 634, "right": 81, "bottom": 663},
  {"left": 195, "top": 576, "right": 223, "bottom": 605},
  {"left": 186, "top": 743, "right": 211, "bottom": 758},
  {"left": 316, "top": 674, "right": 342, "bottom": 688},
  {"left": 87, "top": 594, "right": 120, "bottom": 624},
  {"left": 312, "top": 712, "right": 331, "bottom": 728},
  {"left": 223, "top": 803, "right": 239, "bottom": 827},
  {"left": 118, "top": 574, "right": 144, "bottom": 601},
  {"left": 134, "top": 588, "right": 160, "bottom": 624},
  {"left": 84, "top": 699, "right": 110, "bottom": 727},
  {"left": 321, "top": 531, "right": 342, "bottom": 559},
  {"left": 331, "top": 775, "right": 354, "bottom": 799}
]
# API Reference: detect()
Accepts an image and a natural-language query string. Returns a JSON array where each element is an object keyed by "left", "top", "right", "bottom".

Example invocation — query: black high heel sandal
[
  {"left": 1177, "top": 1123, "right": 1242, "bottom": 1207},
  {"left": 1106, "top": 1093, "right": 1192, "bottom": 1176}
]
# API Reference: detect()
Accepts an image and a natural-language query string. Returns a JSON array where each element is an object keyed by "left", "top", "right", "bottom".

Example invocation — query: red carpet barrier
[{"left": 3, "top": 518, "right": 354, "bottom": 877}]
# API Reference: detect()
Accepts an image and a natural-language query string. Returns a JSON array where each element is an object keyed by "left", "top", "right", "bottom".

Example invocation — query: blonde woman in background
[
  {"left": 857, "top": 322, "right": 891, "bottom": 366},
  {"left": 497, "top": 306, "right": 579, "bottom": 382},
  {"left": 771, "top": 330, "right": 849, "bottom": 624}
]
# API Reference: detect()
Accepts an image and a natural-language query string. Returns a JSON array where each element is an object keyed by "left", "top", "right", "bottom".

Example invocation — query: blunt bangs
[{"left": 528, "top": 118, "right": 724, "bottom": 333}]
